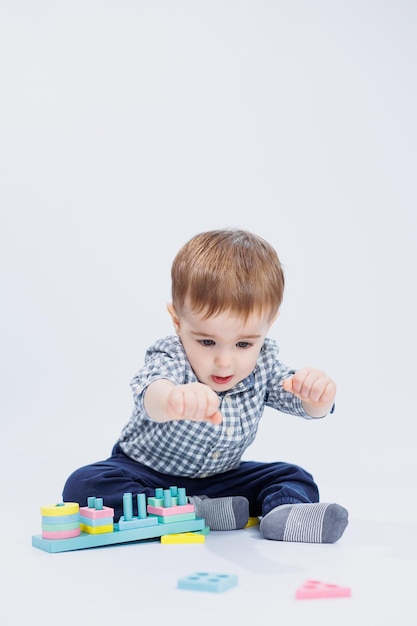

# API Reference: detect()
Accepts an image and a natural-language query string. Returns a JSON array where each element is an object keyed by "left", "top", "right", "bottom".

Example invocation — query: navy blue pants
[{"left": 62, "top": 443, "right": 319, "bottom": 521}]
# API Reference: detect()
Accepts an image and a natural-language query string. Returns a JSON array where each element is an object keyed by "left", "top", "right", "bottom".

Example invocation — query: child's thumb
[
  {"left": 282, "top": 376, "right": 293, "bottom": 392},
  {"left": 207, "top": 410, "right": 222, "bottom": 425}
]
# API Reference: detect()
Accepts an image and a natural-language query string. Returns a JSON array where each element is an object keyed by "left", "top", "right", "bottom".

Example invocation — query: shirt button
[
  {"left": 212, "top": 450, "right": 221, "bottom": 459},
  {"left": 223, "top": 396, "right": 231, "bottom": 405},
  {"left": 226, "top": 427, "right": 234, "bottom": 437}
]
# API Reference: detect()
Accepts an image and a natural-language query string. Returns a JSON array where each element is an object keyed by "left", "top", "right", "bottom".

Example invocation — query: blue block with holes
[{"left": 177, "top": 572, "right": 238, "bottom": 593}]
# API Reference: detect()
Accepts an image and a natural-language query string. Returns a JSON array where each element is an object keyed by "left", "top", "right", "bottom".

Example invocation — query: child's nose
[{"left": 214, "top": 350, "right": 232, "bottom": 369}]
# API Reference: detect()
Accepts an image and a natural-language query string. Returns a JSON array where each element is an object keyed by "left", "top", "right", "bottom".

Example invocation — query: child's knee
[{"left": 62, "top": 466, "right": 90, "bottom": 502}]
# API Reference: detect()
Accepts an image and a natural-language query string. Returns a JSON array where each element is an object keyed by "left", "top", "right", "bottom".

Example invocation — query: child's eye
[
  {"left": 236, "top": 341, "right": 251, "bottom": 349},
  {"left": 199, "top": 339, "right": 215, "bottom": 347}
]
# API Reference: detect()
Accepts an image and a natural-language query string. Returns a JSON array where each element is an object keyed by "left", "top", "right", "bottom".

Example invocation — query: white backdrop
[{"left": 1, "top": 1, "right": 416, "bottom": 520}]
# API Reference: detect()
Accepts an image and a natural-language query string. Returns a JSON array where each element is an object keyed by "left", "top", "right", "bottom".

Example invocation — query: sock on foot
[
  {"left": 188, "top": 495, "right": 249, "bottom": 531},
  {"left": 259, "top": 502, "right": 348, "bottom": 543}
]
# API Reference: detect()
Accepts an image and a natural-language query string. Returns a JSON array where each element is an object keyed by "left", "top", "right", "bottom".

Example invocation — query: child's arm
[
  {"left": 144, "top": 379, "right": 222, "bottom": 424},
  {"left": 282, "top": 367, "right": 336, "bottom": 418}
]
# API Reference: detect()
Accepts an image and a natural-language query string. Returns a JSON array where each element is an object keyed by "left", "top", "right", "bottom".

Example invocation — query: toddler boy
[{"left": 63, "top": 229, "right": 348, "bottom": 543}]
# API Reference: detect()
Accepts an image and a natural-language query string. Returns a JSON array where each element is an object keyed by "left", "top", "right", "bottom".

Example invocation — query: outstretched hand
[
  {"left": 282, "top": 367, "right": 336, "bottom": 418},
  {"left": 167, "top": 382, "right": 222, "bottom": 425}
]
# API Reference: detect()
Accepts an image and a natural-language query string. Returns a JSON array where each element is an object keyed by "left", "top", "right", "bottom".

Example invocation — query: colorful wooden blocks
[
  {"left": 32, "top": 486, "right": 206, "bottom": 553},
  {"left": 79, "top": 497, "right": 114, "bottom": 534},
  {"left": 40, "top": 502, "right": 81, "bottom": 539}
]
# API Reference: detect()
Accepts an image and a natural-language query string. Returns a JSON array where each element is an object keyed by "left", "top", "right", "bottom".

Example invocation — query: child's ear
[{"left": 167, "top": 303, "right": 181, "bottom": 334}]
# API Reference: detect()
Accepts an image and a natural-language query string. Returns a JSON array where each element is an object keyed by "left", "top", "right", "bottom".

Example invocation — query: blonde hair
[{"left": 171, "top": 229, "right": 285, "bottom": 321}]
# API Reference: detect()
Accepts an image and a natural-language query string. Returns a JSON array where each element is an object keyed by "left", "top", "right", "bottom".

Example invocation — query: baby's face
[{"left": 170, "top": 304, "right": 275, "bottom": 392}]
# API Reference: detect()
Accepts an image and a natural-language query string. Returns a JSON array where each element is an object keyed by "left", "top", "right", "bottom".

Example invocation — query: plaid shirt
[{"left": 118, "top": 335, "right": 313, "bottom": 478}]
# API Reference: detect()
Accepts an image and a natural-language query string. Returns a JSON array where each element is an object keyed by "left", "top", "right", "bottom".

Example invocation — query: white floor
[{"left": 5, "top": 498, "right": 417, "bottom": 626}]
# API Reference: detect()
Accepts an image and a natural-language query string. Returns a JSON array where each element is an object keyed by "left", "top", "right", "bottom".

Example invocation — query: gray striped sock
[
  {"left": 260, "top": 503, "right": 348, "bottom": 543},
  {"left": 188, "top": 495, "right": 249, "bottom": 531}
]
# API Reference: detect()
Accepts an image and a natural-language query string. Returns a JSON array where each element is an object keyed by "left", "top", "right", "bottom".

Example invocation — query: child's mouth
[{"left": 212, "top": 375, "right": 233, "bottom": 385}]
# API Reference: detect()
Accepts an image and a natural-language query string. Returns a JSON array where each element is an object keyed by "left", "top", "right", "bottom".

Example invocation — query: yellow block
[
  {"left": 80, "top": 523, "right": 114, "bottom": 534},
  {"left": 41, "top": 503, "right": 79, "bottom": 516},
  {"left": 161, "top": 532, "right": 205, "bottom": 544},
  {"left": 243, "top": 517, "right": 260, "bottom": 528}
]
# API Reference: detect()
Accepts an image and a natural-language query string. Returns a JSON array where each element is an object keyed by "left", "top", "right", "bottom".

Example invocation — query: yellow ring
[{"left": 41, "top": 502, "right": 80, "bottom": 516}]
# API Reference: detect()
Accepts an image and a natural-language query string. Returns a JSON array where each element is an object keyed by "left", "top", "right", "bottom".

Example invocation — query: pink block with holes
[
  {"left": 296, "top": 580, "right": 351, "bottom": 600},
  {"left": 79, "top": 505, "right": 114, "bottom": 519},
  {"left": 146, "top": 503, "right": 195, "bottom": 516}
]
